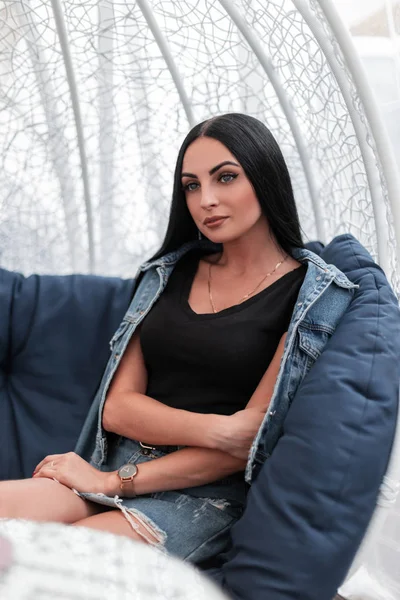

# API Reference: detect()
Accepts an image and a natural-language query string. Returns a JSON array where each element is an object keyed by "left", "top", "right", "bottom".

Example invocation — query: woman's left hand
[{"left": 33, "top": 452, "right": 109, "bottom": 494}]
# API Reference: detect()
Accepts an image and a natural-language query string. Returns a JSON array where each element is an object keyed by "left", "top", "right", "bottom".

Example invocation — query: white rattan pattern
[{"left": 0, "top": 0, "right": 398, "bottom": 294}]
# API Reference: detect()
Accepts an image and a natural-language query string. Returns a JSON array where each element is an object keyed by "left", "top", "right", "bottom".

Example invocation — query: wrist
[
  {"left": 205, "top": 414, "right": 229, "bottom": 451},
  {"left": 103, "top": 471, "right": 121, "bottom": 496}
]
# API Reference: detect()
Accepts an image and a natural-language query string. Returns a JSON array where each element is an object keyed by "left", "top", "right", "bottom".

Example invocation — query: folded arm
[
  {"left": 103, "top": 331, "right": 287, "bottom": 496},
  {"left": 102, "top": 329, "right": 216, "bottom": 448}
]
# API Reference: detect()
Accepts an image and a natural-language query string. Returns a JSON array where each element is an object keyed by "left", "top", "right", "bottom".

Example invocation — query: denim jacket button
[
  {"left": 297, "top": 302, "right": 303, "bottom": 307},
  {"left": 316, "top": 276, "right": 321, "bottom": 281}
]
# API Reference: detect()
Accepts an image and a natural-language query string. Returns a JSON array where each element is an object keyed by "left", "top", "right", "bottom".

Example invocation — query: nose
[{"left": 199, "top": 186, "right": 219, "bottom": 210}]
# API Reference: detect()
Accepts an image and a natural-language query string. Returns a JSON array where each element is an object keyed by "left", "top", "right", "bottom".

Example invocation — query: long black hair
[{"left": 151, "top": 113, "right": 303, "bottom": 260}]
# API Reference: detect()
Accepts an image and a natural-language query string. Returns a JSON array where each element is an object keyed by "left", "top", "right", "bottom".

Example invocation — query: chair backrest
[
  {"left": 0, "top": 268, "right": 135, "bottom": 480},
  {"left": 339, "top": 388, "right": 400, "bottom": 599}
]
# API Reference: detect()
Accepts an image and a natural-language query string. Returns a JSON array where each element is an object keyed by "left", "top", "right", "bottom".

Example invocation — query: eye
[
  {"left": 182, "top": 181, "right": 199, "bottom": 192},
  {"left": 219, "top": 172, "right": 238, "bottom": 184}
]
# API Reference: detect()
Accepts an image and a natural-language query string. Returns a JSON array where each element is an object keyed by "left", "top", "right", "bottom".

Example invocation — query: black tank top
[{"left": 140, "top": 250, "right": 306, "bottom": 415}]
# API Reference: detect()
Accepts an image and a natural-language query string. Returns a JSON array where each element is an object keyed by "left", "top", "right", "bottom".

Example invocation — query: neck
[{"left": 216, "top": 225, "right": 285, "bottom": 276}]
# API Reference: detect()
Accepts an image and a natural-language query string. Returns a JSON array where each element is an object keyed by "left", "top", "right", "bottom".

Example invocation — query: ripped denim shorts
[{"left": 77, "top": 438, "right": 246, "bottom": 564}]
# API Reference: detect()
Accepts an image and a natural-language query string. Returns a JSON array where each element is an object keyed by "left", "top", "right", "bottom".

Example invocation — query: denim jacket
[{"left": 75, "top": 239, "right": 357, "bottom": 483}]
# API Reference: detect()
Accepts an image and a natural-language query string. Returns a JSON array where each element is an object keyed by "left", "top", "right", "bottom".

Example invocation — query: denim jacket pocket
[
  {"left": 109, "top": 319, "right": 131, "bottom": 352},
  {"left": 286, "top": 324, "right": 333, "bottom": 403},
  {"left": 297, "top": 324, "right": 333, "bottom": 371}
]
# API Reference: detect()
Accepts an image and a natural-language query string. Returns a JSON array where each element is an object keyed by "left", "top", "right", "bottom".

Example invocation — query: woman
[{"left": 0, "top": 114, "right": 356, "bottom": 564}]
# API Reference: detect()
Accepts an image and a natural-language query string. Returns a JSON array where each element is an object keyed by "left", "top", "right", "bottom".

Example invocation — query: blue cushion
[
  {"left": 214, "top": 234, "right": 400, "bottom": 599},
  {"left": 0, "top": 269, "right": 135, "bottom": 479},
  {"left": 1, "top": 234, "right": 398, "bottom": 599}
]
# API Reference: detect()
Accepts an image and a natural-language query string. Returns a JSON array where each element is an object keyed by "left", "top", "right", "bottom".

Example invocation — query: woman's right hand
[
  {"left": 210, "top": 407, "right": 267, "bottom": 460},
  {"left": 210, "top": 334, "right": 287, "bottom": 459}
]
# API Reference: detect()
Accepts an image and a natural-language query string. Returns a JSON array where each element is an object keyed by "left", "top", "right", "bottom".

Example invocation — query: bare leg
[
  {"left": 74, "top": 510, "right": 163, "bottom": 547},
  {"left": 74, "top": 511, "right": 144, "bottom": 540},
  {"left": 0, "top": 478, "right": 108, "bottom": 523}
]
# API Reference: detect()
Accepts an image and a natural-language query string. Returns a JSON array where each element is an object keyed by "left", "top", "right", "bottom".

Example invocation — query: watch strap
[
  {"left": 118, "top": 464, "right": 138, "bottom": 497},
  {"left": 120, "top": 478, "right": 137, "bottom": 497}
]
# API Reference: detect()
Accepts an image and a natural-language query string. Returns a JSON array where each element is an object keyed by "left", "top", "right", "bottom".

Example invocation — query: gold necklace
[{"left": 208, "top": 255, "right": 289, "bottom": 314}]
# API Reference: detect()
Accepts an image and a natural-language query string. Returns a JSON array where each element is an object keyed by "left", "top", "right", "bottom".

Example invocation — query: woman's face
[{"left": 182, "top": 137, "right": 268, "bottom": 243}]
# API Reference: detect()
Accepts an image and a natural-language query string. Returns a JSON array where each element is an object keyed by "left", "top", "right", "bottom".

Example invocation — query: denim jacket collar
[{"left": 141, "top": 240, "right": 355, "bottom": 290}]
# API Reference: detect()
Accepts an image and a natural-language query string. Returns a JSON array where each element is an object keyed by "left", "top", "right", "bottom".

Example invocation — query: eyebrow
[{"left": 181, "top": 160, "right": 240, "bottom": 179}]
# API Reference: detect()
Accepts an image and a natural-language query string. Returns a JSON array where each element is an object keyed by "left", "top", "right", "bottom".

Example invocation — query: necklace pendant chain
[{"left": 208, "top": 255, "right": 288, "bottom": 314}]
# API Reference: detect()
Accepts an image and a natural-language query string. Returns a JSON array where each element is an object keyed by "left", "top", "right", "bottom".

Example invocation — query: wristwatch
[{"left": 117, "top": 463, "right": 138, "bottom": 496}]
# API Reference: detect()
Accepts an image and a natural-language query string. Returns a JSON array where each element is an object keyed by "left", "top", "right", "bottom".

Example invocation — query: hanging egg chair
[{"left": 0, "top": 1, "right": 399, "bottom": 598}]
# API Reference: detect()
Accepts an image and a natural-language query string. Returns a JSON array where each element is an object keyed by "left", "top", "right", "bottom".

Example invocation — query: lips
[{"left": 203, "top": 216, "right": 228, "bottom": 225}]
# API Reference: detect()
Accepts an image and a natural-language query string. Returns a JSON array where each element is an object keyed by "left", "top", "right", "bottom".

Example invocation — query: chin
[{"left": 202, "top": 231, "right": 238, "bottom": 244}]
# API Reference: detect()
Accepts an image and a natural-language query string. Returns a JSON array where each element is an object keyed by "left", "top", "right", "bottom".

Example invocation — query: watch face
[{"left": 118, "top": 464, "right": 138, "bottom": 479}]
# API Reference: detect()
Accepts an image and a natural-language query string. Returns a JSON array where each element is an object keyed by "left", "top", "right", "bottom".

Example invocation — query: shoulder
[
  {"left": 293, "top": 247, "right": 356, "bottom": 290},
  {"left": 284, "top": 256, "right": 303, "bottom": 277}
]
